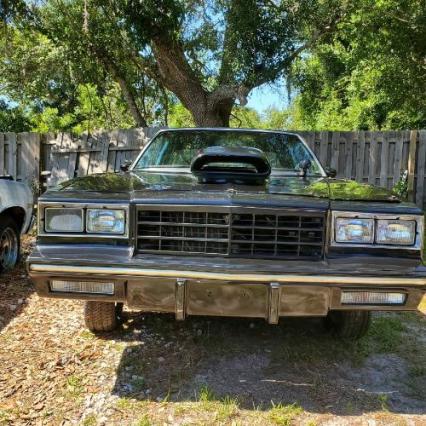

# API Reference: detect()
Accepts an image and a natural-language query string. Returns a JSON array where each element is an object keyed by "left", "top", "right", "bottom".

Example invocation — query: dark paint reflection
[{"left": 53, "top": 171, "right": 400, "bottom": 203}]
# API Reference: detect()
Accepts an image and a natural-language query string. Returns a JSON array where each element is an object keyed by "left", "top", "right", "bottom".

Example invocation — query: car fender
[{"left": 0, "top": 180, "right": 34, "bottom": 234}]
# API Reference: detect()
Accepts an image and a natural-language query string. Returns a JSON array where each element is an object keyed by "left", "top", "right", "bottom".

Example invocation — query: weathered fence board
[{"left": 2, "top": 128, "right": 426, "bottom": 207}]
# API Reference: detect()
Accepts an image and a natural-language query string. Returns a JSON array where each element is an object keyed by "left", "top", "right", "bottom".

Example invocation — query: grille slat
[{"left": 137, "top": 207, "right": 324, "bottom": 259}]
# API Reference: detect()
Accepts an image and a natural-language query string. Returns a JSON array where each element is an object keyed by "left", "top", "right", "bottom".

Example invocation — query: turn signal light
[
  {"left": 50, "top": 280, "right": 114, "bottom": 295},
  {"left": 341, "top": 291, "right": 406, "bottom": 305}
]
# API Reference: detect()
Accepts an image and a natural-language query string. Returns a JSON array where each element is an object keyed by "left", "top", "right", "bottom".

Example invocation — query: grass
[
  {"left": 136, "top": 415, "right": 152, "bottom": 426},
  {"left": 65, "top": 375, "right": 85, "bottom": 399},
  {"left": 377, "top": 394, "right": 389, "bottom": 411},
  {"left": 361, "top": 315, "right": 405, "bottom": 353},
  {"left": 268, "top": 403, "right": 303, "bottom": 426},
  {"left": 82, "top": 414, "right": 97, "bottom": 426},
  {"left": 195, "top": 385, "right": 240, "bottom": 422}
]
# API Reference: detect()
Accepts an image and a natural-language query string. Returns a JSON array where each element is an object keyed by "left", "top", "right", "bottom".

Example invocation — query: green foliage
[
  {"left": 288, "top": 0, "right": 426, "bottom": 130},
  {"left": 29, "top": 83, "right": 136, "bottom": 133},
  {"left": 0, "top": 100, "right": 31, "bottom": 132},
  {"left": 1, "top": 0, "right": 347, "bottom": 127},
  {"left": 168, "top": 103, "right": 195, "bottom": 128},
  {"left": 2, "top": 1, "right": 424, "bottom": 129}
]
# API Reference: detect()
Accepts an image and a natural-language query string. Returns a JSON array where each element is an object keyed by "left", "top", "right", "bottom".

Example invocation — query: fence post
[
  {"left": 407, "top": 130, "right": 418, "bottom": 202},
  {"left": 416, "top": 130, "right": 426, "bottom": 206},
  {"left": 0, "top": 133, "right": 4, "bottom": 175}
]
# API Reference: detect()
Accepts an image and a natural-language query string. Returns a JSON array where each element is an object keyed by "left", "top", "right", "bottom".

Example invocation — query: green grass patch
[
  {"left": 216, "top": 395, "right": 239, "bottom": 422},
  {"left": 361, "top": 315, "right": 405, "bottom": 354},
  {"left": 115, "top": 398, "right": 149, "bottom": 411},
  {"left": 268, "top": 402, "right": 303, "bottom": 426},
  {"left": 65, "top": 375, "right": 85, "bottom": 399},
  {"left": 136, "top": 414, "right": 152, "bottom": 426},
  {"left": 198, "top": 384, "right": 216, "bottom": 403},
  {"left": 195, "top": 385, "right": 240, "bottom": 421},
  {"left": 82, "top": 414, "right": 97, "bottom": 426}
]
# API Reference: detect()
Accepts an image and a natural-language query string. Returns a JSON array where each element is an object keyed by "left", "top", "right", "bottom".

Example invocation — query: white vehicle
[{"left": 0, "top": 177, "right": 33, "bottom": 271}]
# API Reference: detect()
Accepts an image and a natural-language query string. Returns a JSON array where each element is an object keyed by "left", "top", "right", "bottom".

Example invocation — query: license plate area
[{"left": 187, "top": 281, "right": 269, "bottom": 318}]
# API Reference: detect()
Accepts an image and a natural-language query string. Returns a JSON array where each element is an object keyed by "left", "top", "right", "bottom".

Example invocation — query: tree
[
  {"left": 288, "top": 0, "right": 426, "bottom": 130},
  {"left": 7, "top": 0, "right": 348, "bottom": 127},
  {"left": 0, "top": 100, "right": 30, "bottom": 132}
]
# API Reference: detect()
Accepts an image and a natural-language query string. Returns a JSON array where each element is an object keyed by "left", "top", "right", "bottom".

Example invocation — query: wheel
[
  {"left": 84, "top": 301, "right": 123, "bottom": 332},
  {"left": 325, "top": 310, "right": 371, "bottom": 339},
  {"left": 0, "top": 216, "right": 20, "bottom": 272}
]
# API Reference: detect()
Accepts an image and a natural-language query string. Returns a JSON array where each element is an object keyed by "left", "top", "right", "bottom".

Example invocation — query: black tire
[
  {"left": 0, "top": 215, "right": 20, "bottom": 273},
  {"left": 84, "top": 301, "right": 122, "bottom": 332},
  {"left": 325, "top": 310, "right": 371, "bottom": 340}
]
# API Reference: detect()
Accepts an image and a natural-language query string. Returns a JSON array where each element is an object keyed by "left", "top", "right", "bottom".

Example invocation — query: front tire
[
  {"left": 84, "top": 301, "right": 122, "bottom": 332},
  {"left": 325, "top": 310, "right": 371, "bottom": 340},
  {"left": 0, "top": 216, "right": 20, "bottom": 273}
]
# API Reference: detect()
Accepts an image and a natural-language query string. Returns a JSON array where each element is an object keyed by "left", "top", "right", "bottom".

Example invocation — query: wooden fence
[{"left": 1, "top": 128, "right": 426, "bottom": 207}]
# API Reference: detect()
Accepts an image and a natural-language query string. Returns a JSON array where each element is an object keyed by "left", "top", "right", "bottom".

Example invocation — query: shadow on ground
[
  {"left": 0, "top": 235, "right": 35, "bottom": 332},
  {"left": 110, "top": 312, "right": 426, "bottom": 416},
  {"left": 0, "top": 262, "right": 34, "bottom": 332}
]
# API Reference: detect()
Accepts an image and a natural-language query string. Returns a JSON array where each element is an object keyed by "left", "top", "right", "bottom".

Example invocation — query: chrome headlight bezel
[
  {"left": 39, "top": 203, "right": 129, "bottom": 238},
  {"left": 331, "top": 211, "right": 423, "bottom": 250}
]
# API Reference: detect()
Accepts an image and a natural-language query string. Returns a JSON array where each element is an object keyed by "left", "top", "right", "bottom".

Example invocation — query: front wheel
[
  {"left": 325, "top": 310, "right": 371, "bottom": 340},
  {"left": 0, "top": 216, "right": 20, "bottom": 273},
  {"left": 84, "top": 301, "right": 123, "bottom": 332}
]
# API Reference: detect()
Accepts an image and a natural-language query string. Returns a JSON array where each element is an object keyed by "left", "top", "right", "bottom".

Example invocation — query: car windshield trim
[{"left": 132, "top": 129, "right": 325, "bottom": 176}]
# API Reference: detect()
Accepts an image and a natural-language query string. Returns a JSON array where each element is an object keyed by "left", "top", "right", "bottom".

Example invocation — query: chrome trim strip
[
  {"left": 29, "top": 264, "right": 426, "bottom": 286},
  {"left": 175, "top": 278, "right": 186, "bottom": 320},
  {"left": 268, "top": 282, "right": 281, "bottom": 324}
]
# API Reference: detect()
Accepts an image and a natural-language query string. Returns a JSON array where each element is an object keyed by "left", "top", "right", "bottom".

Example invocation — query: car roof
[{"left": 155, "top": 127, "right": 299, "bottom": 137}]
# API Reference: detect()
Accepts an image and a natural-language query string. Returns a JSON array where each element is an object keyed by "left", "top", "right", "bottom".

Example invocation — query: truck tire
[
  {"left": 0, "top": 216, "right": 20, "bottom": 272},
  {"left": 84, "top": 301, "right": 122, "bottom": 332},
  {"left": 325, "top": 310, "right": 371, "bottom": 340}
]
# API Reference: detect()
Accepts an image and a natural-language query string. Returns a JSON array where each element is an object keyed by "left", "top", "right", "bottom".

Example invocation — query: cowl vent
[{"left": 190, "top": 146, "right": 271, "bottom": 185}]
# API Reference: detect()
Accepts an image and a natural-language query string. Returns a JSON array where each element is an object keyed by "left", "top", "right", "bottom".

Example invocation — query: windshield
[{"left": 134, "top": 130, "right": 323, "bottom": 175}]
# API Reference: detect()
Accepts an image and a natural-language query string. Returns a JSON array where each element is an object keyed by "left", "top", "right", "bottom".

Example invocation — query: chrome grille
[{"left": 137, "top": 207, "right": 325, "bottom": 259}]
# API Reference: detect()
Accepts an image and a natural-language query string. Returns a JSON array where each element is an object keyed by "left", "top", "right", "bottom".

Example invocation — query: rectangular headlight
[
  {"left": 376, "top": 220, "right": 416, "bottom": 245},
  {"left": 87, "top": 209, "right": 125, "bottom": 234},
  {"left": 335, "top": 217, "right": 374, "bottom": 243},
  {"left": 341, "top": 291, "right": 406, "bottom": 305},
  {"left": 45, "top": 208, "right": 84, "bottom": 233}
]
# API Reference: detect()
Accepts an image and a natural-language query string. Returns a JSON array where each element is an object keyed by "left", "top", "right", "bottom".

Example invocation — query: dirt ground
[{"left": 1, "top": 237, "right": 425, "bottom": 425}]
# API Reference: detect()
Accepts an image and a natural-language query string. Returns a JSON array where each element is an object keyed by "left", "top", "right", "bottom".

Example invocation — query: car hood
[{"left": 40, "top": 171, "right": 402, "bottom": 207}]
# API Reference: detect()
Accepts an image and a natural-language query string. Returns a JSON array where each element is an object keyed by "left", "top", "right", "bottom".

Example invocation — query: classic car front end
[{"left": 28, "top": 129, "right": 426, "bottom": 339}]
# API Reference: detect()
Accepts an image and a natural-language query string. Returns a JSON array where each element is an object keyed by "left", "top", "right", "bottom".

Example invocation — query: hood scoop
[{"left": 190, "top": 146, "right": 271, "bottom": 185}]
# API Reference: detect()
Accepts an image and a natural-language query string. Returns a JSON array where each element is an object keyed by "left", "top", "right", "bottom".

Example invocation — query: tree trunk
[
  {"left": 152, "top": 39, "right": 236, "bottom": 127},
  {"left": 190, "top": 98, "right": 234, "bottom": 127},
  {"left": 115, "top": 75, "right": 148, "bottom": 127}
]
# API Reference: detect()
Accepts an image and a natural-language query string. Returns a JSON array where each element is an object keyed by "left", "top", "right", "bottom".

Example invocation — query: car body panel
[{"left": 0, "top": 179, "right": 33, "bottom": 233}]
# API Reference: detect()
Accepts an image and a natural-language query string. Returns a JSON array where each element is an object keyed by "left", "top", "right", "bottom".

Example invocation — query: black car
[{"left": 28, "top": 128, "right": 426, "bottom": 339}]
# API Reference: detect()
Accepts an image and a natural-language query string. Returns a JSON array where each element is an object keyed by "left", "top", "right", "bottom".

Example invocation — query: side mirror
[
  {"left": 40, "top": 170, "right": 51, "bottom": 189},
  {"left": 120, "top": 160, "right": 133, "bottom": 172},
  {"left": 298, "top": 159, "right": 312, "bottom": 177},
  {"left": 325, "top": 167, "right": 337, "bottom": 178}
]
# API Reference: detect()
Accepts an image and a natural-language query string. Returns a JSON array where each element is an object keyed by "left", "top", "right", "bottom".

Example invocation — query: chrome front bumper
[{"left": 29, "top": 262, "right": 426, "bottom": 322}]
